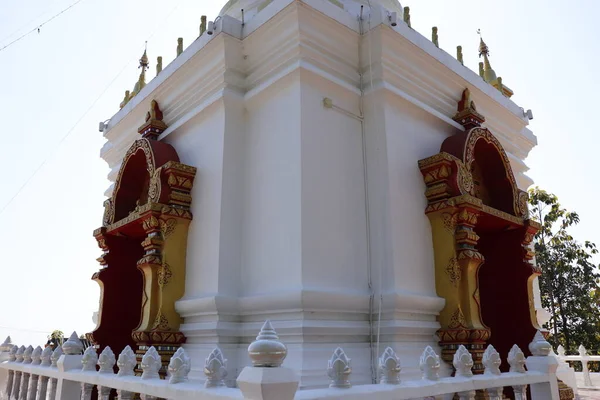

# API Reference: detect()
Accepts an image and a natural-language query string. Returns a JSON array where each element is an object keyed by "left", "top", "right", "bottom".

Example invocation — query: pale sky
[{"left": 0, "top": 0, "right": 595, "bottom": 347}]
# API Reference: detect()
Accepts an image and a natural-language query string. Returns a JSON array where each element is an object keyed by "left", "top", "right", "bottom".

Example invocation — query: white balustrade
[{"left": 0, "top": 325, "right": 562, "bottom": 400}]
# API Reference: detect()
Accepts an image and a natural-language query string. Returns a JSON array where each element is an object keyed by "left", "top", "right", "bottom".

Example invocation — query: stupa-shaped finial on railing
[
  {"left": 98, "top": 346, "right": 116, "bottom": 373},
  {"left": 31, "top": 346, "right": 43, "bottom": 365},
  {"left": 0, "top": 336, "right": 12, "bottom": 352},
  {"left": 508, "top": 344, "right": 526, "bottom": 373},
  {"left": 23, "top": 345, "right": 33, "bottom": 364},
  {"left": 168, "top": 347, "right": 191, "bottom": 384},
  {"left": 378, "top": 347, "right": 401, "bottom": 385},
  {"left": 579, "top": 344, "right": 588, "bottom": 356},
  {"left": 82, "top": 346, "right": 98, "bottom": 371},
  {"left": 51, "top": 346, "right": 63, "bottom": 367},
  {"left": 41, "top": 346, "right": 53, "bottom": 366},
  {"left": 9, "top": 345, "right": 18, "bottom": 362},
  {"left": 328, "top": 348, "right": 352, "bottom": 388},
  {"left": 483, "top": 345, "right": 501, "bottom": 375},
  {"left": 117, "top": 346, "right": 136, "bottom": 377},
  {"left": 204, "top": 348, "right": 227, "bottom": 388},
  {"left": 62, "top": 332, "right": 83, "bottom": 355},
  {"left": 557, "top": 345, "right": 566, "bottom": 358},
  {"left": 420, "top": 346, "right": 440, "bottom": 381},
  {"left": 529, "top": 330, "right": 551, "bottom": 356},
  {"left": 141, "top": 346, "right": 161, "bottom": 380},
  {"left": 248, "top": 320, "right": 287, "bottom": 367},
  {"left": 453, "top": 345, "right": 474, "bottom": 378}
]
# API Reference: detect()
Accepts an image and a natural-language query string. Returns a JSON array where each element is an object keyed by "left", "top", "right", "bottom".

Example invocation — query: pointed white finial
[
  {"left": 168, "top": 347, "right": 191, "bottom": 384},
  {"left": 379, "top": 347, "right": 401, "bottom": 385},
  {"left": 82, "top": 346, "right": 98, "bottom": 371},
  {"left": 15, "top": 345, "right": 25, "bottom": 362},
  {"left": 23, "top": 345, "right": 34, "bottom": 364},
  {"left": 117, "top": 346, "right": 137, "bottom": 377},
  {"left": 557, "top": 345, "right": 566, "bottom": 358},
  {"left": 0, "top": 336, "right": 12, "bottom": 352},
  {"left": 508, "top": 345, "right": 526, "bottom": 373},
  {"left": 41, "top": 346, "right": 53, "bottom": 366},
  {"left": 579, "top": 344, "right": 588, "bottom": 356},
  {"left": 9, "top": 345, "right": 18, "bottom": 361},
  {"left": 51, "top": 346, "right": 63, "bottom": 367},
  {"left": 420, "top": 346, "right": 440, "bottom": 381},
  {"left": 62, "top": 332, "right": 83, "bottom": 355},
  {"left": 453, "top": 345, "right": 473, "bottom": 378},
  {"left": 98, "top": 346, "right": 116, "bottom": 373},
  {"left": 328, "top": 347, "right": 352, "bottom": 388},
  {"left": 141, "top": 346, "right": 161, "bottom": 380},
  {"left": 204, "top": 348, "right": 227, "bottom": 388},
  {"left": 482, "top": 345, "right": 501, "bottom": 375},
  {"left": 31, "top": 346, "right": 43, "bottom": 365},
  {"left": 248, "top": 320, "right": 287, "bottom": 367},
  {"left": 529, "top": 330, "right": 551, "bottom": 356}
]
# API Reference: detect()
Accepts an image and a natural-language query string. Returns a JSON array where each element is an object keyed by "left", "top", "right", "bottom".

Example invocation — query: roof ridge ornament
[
  {"left": 477, "top": 30, "right": 514, "bottom": 98},
  {"left": 453, "top": 88, "right": 485, "bottom": 129}
]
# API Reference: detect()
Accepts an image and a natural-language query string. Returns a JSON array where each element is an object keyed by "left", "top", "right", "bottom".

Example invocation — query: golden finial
[
  {"left": 432, "top": 27, "right": 439, "bottom": 47},
  {"left": 156, "top": 56, "right": 163, "bottom": 75},
  {"left": 457, "top": 46, "right": 463, "bottom": 65},
  {"left": 497, "top": 77, "right": 504, "bottom": 93},
  {"left": 200, "top": 16, "right": 207, "bottom": 36},
  {"left": 477, "top": 29, "right": 496, "bottom": 83},
  {"left": 177, "top": 38, "right": 183, "bottom": 57},
  {"left": 139, "top": 42, "right": 149, "bottom": 71},
  {"left": 403, "top": 7, "right": 411, "bottom": 28}
]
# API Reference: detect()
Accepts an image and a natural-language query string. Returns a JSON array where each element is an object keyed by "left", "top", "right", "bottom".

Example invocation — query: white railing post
[
  {"left": 116, "top": 346, "right": 136, "bottom": 400},
  {"left": 10, "top": 346, "right": 25, "bottom": 400},
  {"left": 578, "top": 344, "right": 593, "bottom": 387},
  {"left": 97, "top": 346, "right": 115, "bottom": 400},
  {"left": 420, "top": 346, "right": 441, "bottom": 381},
  {"left": 526, "top": 331, "right": 560, "bottom": 400},
  {"left": 327, "top": 348, "right": 352, "bottom": 388},
  {"left": 47, "top": 346, "right": 62, "bottom": 400},
  {"left": 26, "top": 346, "right": 41, "bottom": 400},
  {"left": 37, "top": 347, "right": 53, "bottom": 400},
  {"left": 81, "top": 346, "right": 98, "bottom": 400},
  {"left": 3, "top": 345, "right": 17, "bottom": 400},
  {"left": 18, "top": 346, "right": 33, "bottom": 400},
  {"left": 454, "top": 345, "right": 475, "bottom": 400},
  {"left": 237, "top": 320, "right": 299, "bottom": 400},
  {"left": 56, "top": 332, "right": 84, "bottom": 400},
  {"left": 508, "top": 344, "right": 528, "bottom": 400},
  {"left": 483, "top": 345, "right": 503, "bottom": 400}
]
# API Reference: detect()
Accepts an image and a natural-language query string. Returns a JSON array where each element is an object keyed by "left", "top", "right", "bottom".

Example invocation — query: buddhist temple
[{"left": 87, "top": 0, "right": 568, "bottom": 396}]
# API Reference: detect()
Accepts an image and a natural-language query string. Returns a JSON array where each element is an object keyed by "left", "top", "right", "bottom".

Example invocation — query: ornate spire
[
  {"left": 477, "top": 30, "right": 513, "bottom": 98},
  {"left": 120, "top": 44, "right": 150, "bottom": 109}
]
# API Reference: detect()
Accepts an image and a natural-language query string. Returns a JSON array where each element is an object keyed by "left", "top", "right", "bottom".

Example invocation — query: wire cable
[
  {"left": 0, "top": 0, "right": 185, "bottom": 218},
  {"left": 0, "top": 0, "right": 86, "bottom": 53}
]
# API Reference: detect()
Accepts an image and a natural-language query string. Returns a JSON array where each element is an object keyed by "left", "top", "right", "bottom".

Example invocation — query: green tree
[{"left": 529, "top": 187, "right": 600, "bottom": 352}]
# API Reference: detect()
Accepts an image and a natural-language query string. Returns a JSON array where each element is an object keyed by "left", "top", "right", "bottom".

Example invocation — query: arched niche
[
  {"left": 89, "top": 101, "right": 196, "bottom": 375},
  {"left": 418, "top": 89, "right": 540, "bottom": 378}
]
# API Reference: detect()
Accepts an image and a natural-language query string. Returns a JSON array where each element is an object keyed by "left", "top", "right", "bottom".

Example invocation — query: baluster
[
  {"left": 80, "top": 383, "right": 93, "bottom": 400},
  {"left": 168, "top": 348, "right": 191, "bottom": 384},
  {"left": 327, "top": 348, "right": 351, "bottom": 388},
  {"left": 556, "top": 345, "right": 565, "bottom": 359},
  {"left": 378, "top": 347, "right": 401, "bottom": 385},
  {"left": 204, "top": 348, "right": 226, "bottom": 388},
  {"left": 115, "top": 346, "right": 136, "bottom": 400},
  {"left": 4, "top": 345, "right": 17, "bottom": 400},
  {"left": 47, "top": 347, "right": 62, "bottom": 400},
  {"left": 97, "top": 346, "right": 115, "bottom": 400},
  {"left": 36, "top": 346, "right": 53, "bottom": 400},
  {"left": 26, "top": 347, "right": 42, "bottom": 400},
  {"left": 579, "top": 344, "right": 592, "bottom": 387},
  {"left": 453, "top": 345, "right": 475, "bottom": 400},
  {"left": 482, "top": 345, "right": 503, "bottom": 399},
  {"left": 10, "top": 346, "right": 25, "bottom": 400},
  {"left": 18, "top": 346, "right": 33, "bottom": 400},
  {"left": 508, "top": 344, "right": 528, "bottom": 400}
]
